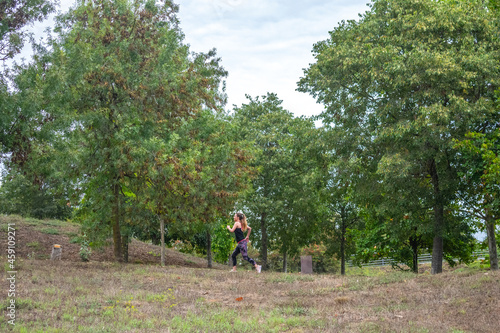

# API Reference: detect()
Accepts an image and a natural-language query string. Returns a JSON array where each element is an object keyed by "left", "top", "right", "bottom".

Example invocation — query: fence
[{"left": 348, "top": 251, "right": 490, "bottom": 267}]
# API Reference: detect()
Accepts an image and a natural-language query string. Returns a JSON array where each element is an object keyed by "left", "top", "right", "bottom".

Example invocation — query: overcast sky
[
  {"left": 20, "top": 0, "right": 371, "bottom": 118},
  {"left": 175, "top": 0, "right": 370, "bottom": 117}
]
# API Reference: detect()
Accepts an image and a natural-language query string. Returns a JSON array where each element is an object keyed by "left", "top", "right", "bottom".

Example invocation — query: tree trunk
[
  {"left": 409, "top": 234, "right": 419, "bottom": 274},
  {"left": 112, "top": 183, "right": 123, "bottom": 262},
  {"left": 160, "top": 217, "right": 165, "bottom": 267},
  {"left": 283, "top": 251, "right": 287, "bottom": 273},
  {"left": 485, "top": 211, "right": 498, "bottom": 271},
  {"left": 207, "top": 230, "right": 212, "bottom": 268},
  {"left": 121, "top": 234, "right": 129, "bottom": 263},
  {"left": 429, "top": 159, "right": 444, "bottom": 274},
  {"left": 340, "top": 206, "right": 346, "bottom": 276},
  {"left": 260, "top": 211, "right": 268, "bottom": 270}
]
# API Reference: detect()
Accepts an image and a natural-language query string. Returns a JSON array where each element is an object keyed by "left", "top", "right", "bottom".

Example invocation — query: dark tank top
[{"left": 234, "top": 227, "right": 245, "bottom": 243}]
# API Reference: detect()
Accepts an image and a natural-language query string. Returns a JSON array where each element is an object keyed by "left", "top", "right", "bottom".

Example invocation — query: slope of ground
[
  {"left": 1, "top": 215, "right": 499, "bottom": 332},
  {"left": 0, "top": 215, "right": 224, "bottom": 269}
]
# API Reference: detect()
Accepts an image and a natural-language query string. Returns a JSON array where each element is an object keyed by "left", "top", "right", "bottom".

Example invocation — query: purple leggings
[{"left": 231, "top": 240, "right": 256, "bottom": 266}]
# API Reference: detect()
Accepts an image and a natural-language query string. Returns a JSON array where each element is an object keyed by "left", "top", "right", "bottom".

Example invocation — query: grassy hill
[
  {"left": 1, "top": 215, "right": 499, "bottom": 332},
  {"left": 0, "top": 215, "right": 221, "bottom": 268}
]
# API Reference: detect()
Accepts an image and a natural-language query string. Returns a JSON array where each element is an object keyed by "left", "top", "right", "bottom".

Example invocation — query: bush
[
  {"left": 79, "top": 234, "right": 92, "bottom": 262},
  {"left": 0, "top": 171, "right": 72, "bottom": 220}
]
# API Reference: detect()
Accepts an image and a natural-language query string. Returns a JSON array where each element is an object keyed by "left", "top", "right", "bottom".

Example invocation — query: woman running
[{"left": 227, "top": 212, "right": 261, "bottom": 273}]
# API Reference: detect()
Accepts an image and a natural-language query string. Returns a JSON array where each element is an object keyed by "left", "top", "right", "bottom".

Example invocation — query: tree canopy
[
  {"left": 8, "top": 0, "right": 228, "bottom": 261},
  {"left": 233, "top": 93, "right": 325, "bottom": 271},
  {"left": 0, "top": 0, "right": 498, "bottom": 273},
  {"left": 299, "top": 0, "right": 500, "bottom": 274}
]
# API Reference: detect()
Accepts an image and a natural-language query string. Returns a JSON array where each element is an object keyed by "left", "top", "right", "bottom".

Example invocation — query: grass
[
  {"left": 26, "top": 241, "right": 41, "bottom": 249},
  {"left": 1, "top": 215, "right": 499, "bottom": 332},
  {"left": 267, "top": 272, "right": 316, "bottom": 283},
  {"left": 40, "top": 227, "right": 61, "bottom": 235},
  {"left": 0, "top": 260, "right": 497, "bottom": 333},
  {"left": 21, "top": 216, "right": 80, "bottom": 236}
]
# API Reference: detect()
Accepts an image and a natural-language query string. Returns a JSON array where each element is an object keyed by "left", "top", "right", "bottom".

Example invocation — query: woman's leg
[
  {"left": 238, "top": 241, "right": 256, "bottom": 266},
  {"left": 231, "top": 245, "right": 241, "bottom": 268}
]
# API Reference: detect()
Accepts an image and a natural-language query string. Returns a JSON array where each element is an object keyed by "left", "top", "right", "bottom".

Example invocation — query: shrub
[{"left": 79, "top": 234, "right": 92, "bottom": 262}]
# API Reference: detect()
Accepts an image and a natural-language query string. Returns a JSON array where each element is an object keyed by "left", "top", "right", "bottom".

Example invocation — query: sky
[
  {"left": 173, "top": 0, "right": 371, "bottom": 117},
  {"left": 20, "top": 0, "right": 371, "bottom": 118}
]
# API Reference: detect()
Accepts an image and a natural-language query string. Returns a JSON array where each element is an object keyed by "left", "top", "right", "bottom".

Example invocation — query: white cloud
[{"left": 176, "top": 0, "right": 370, "bottom": 117}]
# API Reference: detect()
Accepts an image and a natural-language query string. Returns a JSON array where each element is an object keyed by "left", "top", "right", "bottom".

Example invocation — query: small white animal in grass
[{"left": 51, "top": 244, "right": 62, "bottom": 260}]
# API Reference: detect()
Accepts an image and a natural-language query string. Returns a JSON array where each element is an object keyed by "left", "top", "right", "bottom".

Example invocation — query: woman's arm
[
  {"left": 227, "top": 222, "right": 240, "bottom": 233},
  {"left": 245, "top": 226, "right": 252, "bottom": 240}
]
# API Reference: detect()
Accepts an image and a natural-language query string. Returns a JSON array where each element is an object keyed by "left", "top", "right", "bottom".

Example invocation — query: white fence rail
[{"left": 348, "top": 251, "right": 490, "bottom": 267}]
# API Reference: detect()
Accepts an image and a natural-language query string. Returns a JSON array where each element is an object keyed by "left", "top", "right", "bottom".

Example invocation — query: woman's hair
[{"left": 236, "top": 212, "right": 247, "bottom": 231}]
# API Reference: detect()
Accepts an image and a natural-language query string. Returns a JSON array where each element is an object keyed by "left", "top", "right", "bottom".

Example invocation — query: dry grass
[{"left": 1, "top": 215, "right": 499, "bottom": 332}]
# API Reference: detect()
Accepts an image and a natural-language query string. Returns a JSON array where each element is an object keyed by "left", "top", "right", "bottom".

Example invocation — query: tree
[
  {"left": 12, "top": 0, "right": 227, "bottom": 261},
  {"left": 0, "top": 0, "right": 58, "bottom": 190},
  {"left": 233, "top": 93, "right": 324, "bottom": 271},
  {"left": 455, "top": 131, "right": 500, "bottom": 270},
  {"left": 299, "top": 0, "right": 500, "bottom": 274},
  {"left": 449, "top": 0, "right": 500, "bottom": 272},
  {"left": 320, "top": 177, "right": 361, "bottom": 275},
  {"left": 0, "top": 166, "right": 72, "bottom": 219},
  {"left": 0, "top": 0, "right": 56, "bottom": 61},
  {"left": 186, "top": 111, "right": 254, "bottom": 268},
  {"left": 137, "top": 109, "right": 253, "bottom": 267},
  {"left": 1, "top": 0, "right": 57, "bottom": 163},
  {"left": 361, "top": 147, "right": 476, "bottom": 273},
  {"left": 271, "top": 116, "right": 325, "bottom": 272}
]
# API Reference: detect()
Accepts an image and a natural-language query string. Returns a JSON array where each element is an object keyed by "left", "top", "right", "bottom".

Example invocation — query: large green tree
[
  {"left": 12, "top": 0, "right": 227, "bottom": 261},
  {"left": 455, "top": 131, "right": 500, "bottom": 270},
  {"left": 319, "top": 172, "right": 362, "bottom": 275},
  {"left": 450, "top": 0, "right": 500, "bottom": 271},
  {"left": 135, "top": 109, "right": 253, "bottom": 267},
  {"left": 299, "top": 0, "right": 500, "bottom": 274},
  {"left": 186, "top": 111, "right": 254, "bottom": 268},
  {"left": 233, "top": 93, "right": 324, "bottom": 271},
  {"left": 1, "top": 0, "right": 57, "bottom": 169}
]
